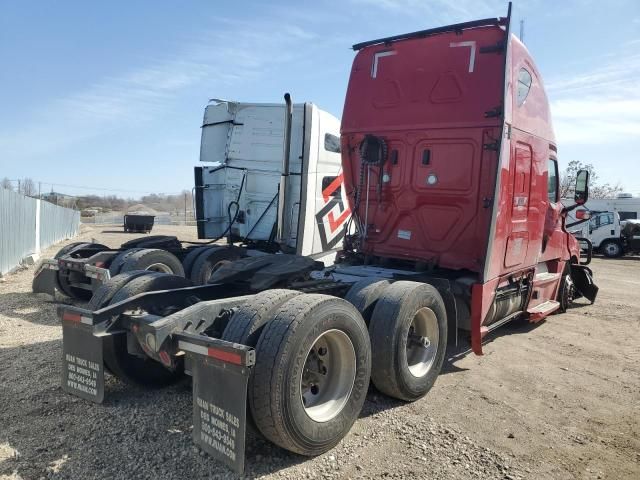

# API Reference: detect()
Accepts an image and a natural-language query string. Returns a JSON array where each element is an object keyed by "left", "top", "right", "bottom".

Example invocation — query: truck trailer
[
  {"left": 56, "top": 4, "right": 598, "bottom": 474},
  {"left": 33, "top": 96, "right": 349, "bottom": 299}
]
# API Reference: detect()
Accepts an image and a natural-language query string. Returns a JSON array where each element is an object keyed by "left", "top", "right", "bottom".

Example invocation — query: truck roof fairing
[{"left": 352, "top": 4, "right": 511, "bottom": 51}]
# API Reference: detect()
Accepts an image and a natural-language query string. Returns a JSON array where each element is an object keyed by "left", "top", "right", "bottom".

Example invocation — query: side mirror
[
  {"left": 574, "top": 170, "right": 589, "bottom": 205},
  {"left": 575, "top": 209, "right": 591, "bottom": 220}
]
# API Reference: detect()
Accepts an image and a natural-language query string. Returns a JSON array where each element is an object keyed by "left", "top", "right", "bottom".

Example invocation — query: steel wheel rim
[
  {"left": 146, "top": 263, "right": 173, "bottom": 273},
  {"left": 211, "top": 259, "right": 231, "bottom": 273},
  {"left": 300, "top": 329, "right": 356, "bottom": 423},
  {"left": 605, "top": 243, "right": 619, "bottom": 256},
  {"left": 406, "top": 307, "right": 439, "bottom": 378},
  {"left": 563, "top": 274, "right": 575, "bottom": 305}
]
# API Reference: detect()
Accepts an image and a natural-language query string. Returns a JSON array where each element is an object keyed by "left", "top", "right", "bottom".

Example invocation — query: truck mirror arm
[
  {"left": 566, "top": 218, "right": 590, "bottom": 229},
  {"left": 562, "top": 203, "right": 580, "bottom": 214}
]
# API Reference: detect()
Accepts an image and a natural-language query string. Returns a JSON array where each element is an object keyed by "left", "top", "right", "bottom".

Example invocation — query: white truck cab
[
  {"left": 195, "top": 99, "right": 350, "bottom": 264},
  {"left": 570, "top": 210, "right": 623, "bottom": 257}
]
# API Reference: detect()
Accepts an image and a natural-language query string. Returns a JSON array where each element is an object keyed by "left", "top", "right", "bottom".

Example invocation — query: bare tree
[
  {"left": 560, "top": 160, "right": 622, "bottom": 200},
  {"left": 20, "top": 177, "right": 37, "bottom": 197},
  {"left": 1, "top": 177, "right": 13, "bottom": 190}
]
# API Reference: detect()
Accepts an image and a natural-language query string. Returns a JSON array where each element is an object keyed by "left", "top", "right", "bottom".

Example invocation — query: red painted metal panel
[
  {"left": 342, "top": 16, "right": 582, "bottom": 348},
  {"left": 342, "top": 26, "right": 506, "bottom": 272}
]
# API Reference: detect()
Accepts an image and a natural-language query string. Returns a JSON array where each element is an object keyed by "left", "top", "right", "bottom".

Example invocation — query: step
[
  {"left": 527, "top": 300, "right": 560, "bottom": 321},
  {"left": 533, "top": 272, "right": 561, "bottom": 284}
]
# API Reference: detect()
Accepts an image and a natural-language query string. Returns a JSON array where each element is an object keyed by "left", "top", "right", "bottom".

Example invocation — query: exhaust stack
[{"left": 276, "top": 93, "right": 293, "bottom": 245}]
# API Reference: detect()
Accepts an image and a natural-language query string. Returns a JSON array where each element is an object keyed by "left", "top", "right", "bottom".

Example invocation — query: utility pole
[
  {"left": 38, "top": 181, "right": 41, "bottom": 199},
  {"left": 184, "top": 193, "right": 187, "bottom": 225},
  {"left": 519, "top": 19, "right": 525, "bottom": 43}
]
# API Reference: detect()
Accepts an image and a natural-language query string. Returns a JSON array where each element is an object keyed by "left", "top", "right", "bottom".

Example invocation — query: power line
[{"left": 6, "top": 178, "right": 186, "bottom": 195}]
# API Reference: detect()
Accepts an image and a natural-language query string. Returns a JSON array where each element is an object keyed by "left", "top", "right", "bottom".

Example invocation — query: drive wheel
[
  {"left": 120, "top": 248, "right": 185, "bottom": 276},
  {"left": 250, "top": 294, "right": 371, "bottom": 456},
  {"left": 103, "top": 273, "right": 193, "bottom": 386},
  {"left": 221, "top": 289, "right": 302, "bottom": 433},
  {"left": 222, "top": 289, "right": 301, "bottom": 347},
  {"left": 54, "top": 242, "right": 90, "bottom": 259},
  {"left": 189, "top": 246, "right": 245, "bottom": 285},
  {"left": 601, "top": 240, "right": 623, "bottom": 258},
  {"left": 88, "top": 270, "right": 152, "bottom": 310},
  {"left": 108, "top": 248, "right": 144, "bottom": 276},
  {"left": 369, "top": 281, "right": 447, "bottom": 401},
  {"left": 344, "top": 278, "right": 391, "bottom": 324},
  {"left": 181, "top": 246, "right": 211, "bottom": 279}
]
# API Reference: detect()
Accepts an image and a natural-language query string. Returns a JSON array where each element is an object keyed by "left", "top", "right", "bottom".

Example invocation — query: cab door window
[{"left": 590, "top": 212, "right": 614, "bottom": 230}]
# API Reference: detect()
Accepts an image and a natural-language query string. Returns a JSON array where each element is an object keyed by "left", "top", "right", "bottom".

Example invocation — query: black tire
[
  {"left": 181, "top": 246, "right": 212, "bottom": 279},
  {"left": 108, "top": 248, "right": 144, "bottom": 276},
  {"left": 222, "top": 289, "right": 301, "bottom": 346},
  {"left": 120, "top": 235, "right": 178, "bottom": 249},
  {"left": 344, "top": 278, "right": 391, "bottom": 324},
  {"left": 221, "top": 289, "right": 302, "bottom": 433},
  {"left": 250, "top": 294, "right": 371, "bottom": 456},
  {"left": 557, "top": 263, "right": 577, "bottom": 314},
  {"left": 103, "top": 273, "right": 193, "bottom": 386},
  {"left": 109, "top": 272, "right": 193, "bottom": 312},
  {"left": 120, "top": 248, "right": 185, "bottom": 277},
  {"left": 601, "top": 240, "right": 623, "bottom": 258},
  {"left": 369, "top": 281, "right": 447, "bottom": 402},
  {"left": 54, "top": 242, "right": 90, "bottom": 259},
  {"left": 189, "top": 246, "right": 244, "bottom": 285},
  {"left": 88, "top": 270, "right": 152, "bottom": 310}
]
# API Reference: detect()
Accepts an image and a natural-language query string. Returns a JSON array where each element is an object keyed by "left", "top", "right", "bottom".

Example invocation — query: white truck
[
  {"left": 569, "top": 209, "right": 640, "bottom": 257},
  {"left": 33, "top": 95, "right": 350, "bottom": 299},
  {"left": 569, "top": 210, "right": 622, "bottom": 257},
  {"left": 563, "top": 194, "right": 640, "bottom": 222}
]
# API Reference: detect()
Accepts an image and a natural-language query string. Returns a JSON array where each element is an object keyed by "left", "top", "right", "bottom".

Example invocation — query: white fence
[
  {"left": 81, "top": 212, "right": 195, "bottom": 226},
  {"left": 0, "top": 188, "right": 80, "bottom": 275}
]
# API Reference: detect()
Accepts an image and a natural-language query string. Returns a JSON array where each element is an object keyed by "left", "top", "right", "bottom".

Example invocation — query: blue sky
[{"left": 1, "top": 0, "right": 638, "bottom": 197}]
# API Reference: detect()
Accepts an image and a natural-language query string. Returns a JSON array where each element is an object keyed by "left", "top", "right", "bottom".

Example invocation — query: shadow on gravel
[
  {"left": 592, "top": 253, "right": 640, "bottom": 261},
  {"left": 606, "top": 255, "right": 640, "bottom": 261},
  {"left": 0, "top": 291, "right": 65, "bottom": 326},
  {"left": 0, "top": 337, "right": 307, "bottom": 479},
  {"left": 442, "top": 299, "right": 593, "bottom": 373},
  {"left": 0, "top": 293, "right": 599, "bottom": 479}
]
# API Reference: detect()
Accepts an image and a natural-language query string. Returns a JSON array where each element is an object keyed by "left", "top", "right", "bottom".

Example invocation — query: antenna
[{"left": 519, "top": 19, "right": 525, "bottom": 42}]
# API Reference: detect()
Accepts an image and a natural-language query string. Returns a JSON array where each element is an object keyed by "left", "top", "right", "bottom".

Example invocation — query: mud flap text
[
  {"left": 62, "top": 322, "right": 104, "bottom": 403},
  {"left": 191, "top": 354, "right": 249, "bottom": 474}
]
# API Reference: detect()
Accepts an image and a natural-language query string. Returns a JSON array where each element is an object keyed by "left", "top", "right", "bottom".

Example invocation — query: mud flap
[
  {"left": 60, "top": 310, "right": 105, "bottom": 403},
  {"left": 571, "top": 265, "right": 598, "bottom": 304},
  {"left": 177, "top": 333, "right": 255, "bottom": 474},
  {"left": 32, "top": 265, "right": 59, "bottom": 296}
]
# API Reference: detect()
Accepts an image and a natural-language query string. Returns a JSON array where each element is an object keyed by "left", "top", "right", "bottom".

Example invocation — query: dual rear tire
[
  {"left": 237, "top": 292, "right": 371, "bottom": 455},
  {"left": 223, "top": 281, "right": 447, "bottom": 455},
  {"left": 90, "top": 271, "right": 193, "bottom": 386},
  {"left": 87, "top": 272, "right": 447, "bottom": 456},
  {"left": 367, "top": 281, "right": 447, "bottom": 401},
  {"left": 109, "top": 248, "right": 185, "bottom": 277}
]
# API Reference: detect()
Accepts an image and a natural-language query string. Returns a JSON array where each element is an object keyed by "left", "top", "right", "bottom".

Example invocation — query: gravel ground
[{"left": 0, "top": 225, "right": 638, "bottom": 479}]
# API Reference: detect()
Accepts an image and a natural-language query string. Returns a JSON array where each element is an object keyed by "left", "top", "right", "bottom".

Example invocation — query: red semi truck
[{"left": 57, "top": 5, "right": 597, "bottom": 473}]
